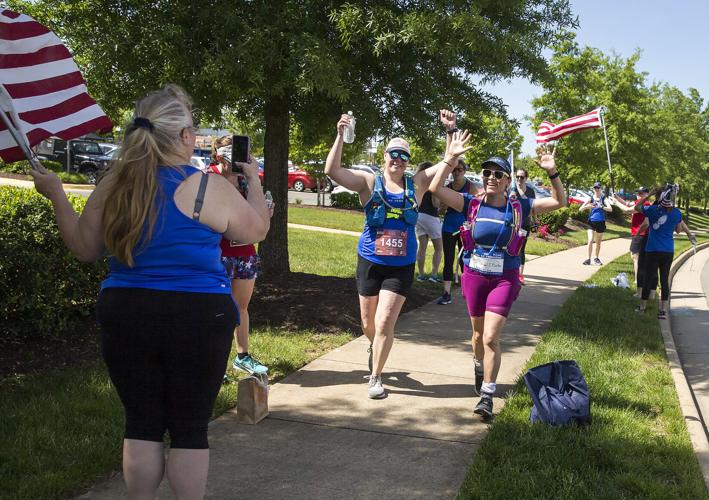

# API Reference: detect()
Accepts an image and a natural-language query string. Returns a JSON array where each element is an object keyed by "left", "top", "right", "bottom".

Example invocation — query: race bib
[
  {"left": 468, "top": 247, "right": 504, "bottom": 276},
  {"left": 375, "top": 229, "right": 408, "bottom": 256}
]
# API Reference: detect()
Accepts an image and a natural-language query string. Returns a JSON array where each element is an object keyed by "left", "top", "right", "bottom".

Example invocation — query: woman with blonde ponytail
[{"left": 31, "top": 84, "right": 270, "bottom": 499}]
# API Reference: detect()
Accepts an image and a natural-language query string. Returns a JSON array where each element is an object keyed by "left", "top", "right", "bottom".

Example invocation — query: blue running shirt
[
  {"left": 643, "top": 205, "right": 682, "bottom": 253},
  {"left": 442, "top": 179, "right": 473, "bottom": 233}
]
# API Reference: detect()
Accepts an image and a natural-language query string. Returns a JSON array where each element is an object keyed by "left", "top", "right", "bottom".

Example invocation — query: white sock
[{"left": 481, "top": 381, "right": 496, "bottom": 395}]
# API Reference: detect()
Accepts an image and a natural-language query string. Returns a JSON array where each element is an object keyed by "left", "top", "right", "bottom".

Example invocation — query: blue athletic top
[
  {"left": 102, "top": 165, "right": 232, "bottom": 294},
  {"left": 460, "top": 194, "right": 533, "bottom": 270},
  {"left": 643, "top": 205, "right": 682, "bottom": 253},
  {"left": 358, "top": 184, "right": 417, "bottom": 266},
  {"left": 588, "top": 195, "right": 607, "bottom": 222},
  {"left": 442, "top": 179, "right": 472, "bottom": 233}
]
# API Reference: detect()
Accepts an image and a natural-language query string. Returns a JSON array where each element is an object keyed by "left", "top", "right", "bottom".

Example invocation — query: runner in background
[
  {"left": 579, "top": 182, "right": 612, "bottom": 265},
  {"left": 414, "top": 162, "right": 443, "bottom": 283},
  {"left": 510, "top": 168, "right": 536, "bottom": 284}
]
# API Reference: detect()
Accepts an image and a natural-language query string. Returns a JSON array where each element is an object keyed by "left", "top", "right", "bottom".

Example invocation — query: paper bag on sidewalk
[{"left": 236, "top": 374, "right": 269, "bottom": 424}]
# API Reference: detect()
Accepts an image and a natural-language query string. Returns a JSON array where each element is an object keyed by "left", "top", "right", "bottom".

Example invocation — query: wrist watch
[{"left": 446, "top": 128, "right": 458, "bottom": 134}]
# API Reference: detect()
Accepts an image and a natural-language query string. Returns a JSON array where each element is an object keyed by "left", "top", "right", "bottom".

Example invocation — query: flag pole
[
  {"left": 0, "top": 89, "right": 41, "bottom": 170},
  {"left": 598, "top": 106, "right": 614, "bottom": 194}
]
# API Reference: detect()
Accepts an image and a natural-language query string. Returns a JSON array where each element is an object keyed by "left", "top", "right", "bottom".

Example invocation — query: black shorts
[
  {"left": 589, "top": 220, "right": 606, "bottom": 233},
  {"left": 356, "top": 255, "right": 415, "bottom": 297}
]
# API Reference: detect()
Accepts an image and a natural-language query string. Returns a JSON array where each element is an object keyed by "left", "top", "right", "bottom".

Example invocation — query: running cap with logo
[
  {"left": 385, "top": 137, "right": 411, "bottom": 155},
  {"left": 593, "top": 181, "right": 602, "bottom": 188},
  {"left": 481, "top": 156, "right": 511, "bottom": 175}
]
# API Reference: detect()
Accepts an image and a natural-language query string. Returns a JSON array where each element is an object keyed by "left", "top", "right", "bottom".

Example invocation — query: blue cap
[{"left": 481, "top": 156, "right": 511, "bottom": 175}]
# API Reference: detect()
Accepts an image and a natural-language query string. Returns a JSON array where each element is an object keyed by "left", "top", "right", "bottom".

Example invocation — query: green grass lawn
[
  {"left": 288, "top": 205, "right": 363, "bottom": 232},
  {"left": 0, "top": 328, "right": 350, "bottom": 499},
  {"left": 458, "top": 239, "right": 707, "bottom": 499},
  {"left": 688, "top": 208, "right": 709, "bottom": 231}
]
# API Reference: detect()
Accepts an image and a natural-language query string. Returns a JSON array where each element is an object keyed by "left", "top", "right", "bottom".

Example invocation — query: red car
[{"left": 257, "top": 162, "right": 329, "bottom": 192}]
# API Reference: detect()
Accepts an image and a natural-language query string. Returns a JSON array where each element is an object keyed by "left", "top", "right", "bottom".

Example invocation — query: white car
[
  {"left": 331, "top": 165, "right": 382, "bottom": 194},
  {"left": 190, "top": 156, "right": 209, "bottom": 171}
]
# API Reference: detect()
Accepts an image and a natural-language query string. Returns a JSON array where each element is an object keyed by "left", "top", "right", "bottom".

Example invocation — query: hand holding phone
[{"left": 231, "top": 135, "right": 250, "bottom": 172}]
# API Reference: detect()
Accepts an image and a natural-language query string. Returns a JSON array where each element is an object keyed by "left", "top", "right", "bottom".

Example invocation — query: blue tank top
[
  {"left": 442, "top": 179, "right": 472, "bottom": 233},
  {"left": 589, "top": 195, "right": 607, "bottom": 222},
  {"left": 101, "top": 166, "right": 232, "bottom": 294},
  {"left": 460, "top": 194, "right": 533, "bottom": 270},
  {"left": 358, "top": 183, "right": 418, "bottom": 266}
]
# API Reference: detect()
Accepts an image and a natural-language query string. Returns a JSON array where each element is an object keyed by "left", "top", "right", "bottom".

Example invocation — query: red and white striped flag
[
  {"left": 536, "top": 108, "right": 602, "bottom": 144},
  {"left": 0, "top": 9, "right": 112, "bottom": 163}
]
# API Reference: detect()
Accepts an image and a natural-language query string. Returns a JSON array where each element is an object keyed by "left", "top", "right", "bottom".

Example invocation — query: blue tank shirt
[
  {"left": 460, "top": 194, "right": 533, "bottom": 270},
  {"left": 588, "top": 195, "right": 607, "bottom": 222},
  {"left": 101, "top": 166, "right": 232, "bottom": 294},
  {"left": 357, "top": 182, "right": 418, "bottom": 266},
  {"left": 643, "top": 205, "right": 682, "bottom": 253},
  {"left": 442, "top": 179, "right": 472, "bottom": 233}
]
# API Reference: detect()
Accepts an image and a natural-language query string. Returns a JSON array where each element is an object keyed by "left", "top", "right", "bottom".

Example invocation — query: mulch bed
[{"left": 0, "top": 272, "right": 438, "bottom": 382}]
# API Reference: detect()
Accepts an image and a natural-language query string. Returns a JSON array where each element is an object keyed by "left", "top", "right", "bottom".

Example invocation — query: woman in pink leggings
[{"left": 429, "top": 142, "right": 567, "bottom": 419}]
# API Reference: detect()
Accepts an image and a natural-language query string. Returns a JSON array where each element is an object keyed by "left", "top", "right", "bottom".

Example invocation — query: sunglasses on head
[
  {"left": 388, "top": 150, "right": 410, "bottom": 162},
  {"left": 482, "top": 169, "right": 509, "bottom": 180}
]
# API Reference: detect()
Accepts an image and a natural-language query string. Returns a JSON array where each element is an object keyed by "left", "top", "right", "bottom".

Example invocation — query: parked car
[
  {"left": 568, "top": 188, "right": 592, "bottom": 204},
  {"left": 464, "top": 173, "right": 484, "bottom": 193},
  {"left": 331, "top": 165, "right": 383, "bottom": 195},
  {"left": 34, "top": 137, "right": 113, "bottom": 184},
  {"left": 99, "top": 142, "right": 119, "bottom": 155},
  {"left": 190, "top": 156, "right": 209, "bottom": 171}
]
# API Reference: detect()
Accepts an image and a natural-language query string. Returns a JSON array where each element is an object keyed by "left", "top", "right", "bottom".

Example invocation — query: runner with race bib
[
  {"left": 324, "top": 112, "right": 472, "bottom": 399},
  {"left": 429, "top": 140, "right": 567, "bottom": 419}
]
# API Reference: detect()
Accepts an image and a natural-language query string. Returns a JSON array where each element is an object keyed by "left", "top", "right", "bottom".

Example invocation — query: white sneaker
[{"left": 368, "top": 374, "right": 385, "bottom": 399}]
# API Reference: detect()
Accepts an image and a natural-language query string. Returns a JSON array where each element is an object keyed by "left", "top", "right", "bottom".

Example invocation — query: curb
[{"left": 663, "top": 241, "right": 709, "bottom": 491}]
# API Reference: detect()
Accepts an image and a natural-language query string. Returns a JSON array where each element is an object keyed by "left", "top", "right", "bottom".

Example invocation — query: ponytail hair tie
[{"left": 126, "top": 117, "right": 155, "bottom": 137}]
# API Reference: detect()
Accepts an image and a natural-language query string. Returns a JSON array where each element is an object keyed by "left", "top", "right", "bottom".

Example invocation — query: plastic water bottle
[
  {"left": 264, "top": 190, "right": 273, "bottom": 209},
  {"left": 343, "top": 111, "right": 356, "bottom": 144}
]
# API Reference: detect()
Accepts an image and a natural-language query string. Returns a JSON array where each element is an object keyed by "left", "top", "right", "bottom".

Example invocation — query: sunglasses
[
  {"left": 482, "top": 169, "right": 509, "bottom": 180},
  {"left": 388, "top": 150, "right": 410, "bottom": 162},
  {"left": 516, "top": 175, "right": 526, "bottom": 180}
]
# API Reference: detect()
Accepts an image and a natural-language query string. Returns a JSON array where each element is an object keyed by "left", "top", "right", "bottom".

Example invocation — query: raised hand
[
  {"left": 535, "top": 144, "right": 556, "bottom": 173},
  {"left": 29, "top": 163, "right": 63, "bottom": 200},
  {"left": 440, "top": 109, "right": 457, "bottom": 130},
  {"left": 447, "top": 130, "right": 473, "bottom": 158},
  {"left": 336, "top": 114, "right": 351, "bottom": 137}
]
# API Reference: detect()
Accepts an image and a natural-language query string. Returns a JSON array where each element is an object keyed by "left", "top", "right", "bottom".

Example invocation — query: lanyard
[{"left": 485, "top": 198, "right": 510, "bottom": 256}]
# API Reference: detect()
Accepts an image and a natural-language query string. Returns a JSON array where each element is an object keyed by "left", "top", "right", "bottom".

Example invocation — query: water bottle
[
  {"left": 264, "top": 190, "right": 273, "bottom": 209},
  {"left": 343, "top": 111, "right": 356, "bottom": 144}
]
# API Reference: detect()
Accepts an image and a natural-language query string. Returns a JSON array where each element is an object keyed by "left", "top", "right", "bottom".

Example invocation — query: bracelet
[
  {"left": 548, "top": 171, "right": 560, "bottom": 180},
  {"left": 446, "top": 128, "right": 458, "bottom": 134},
  {"left": 443, "top": 160, "right": 454, "bottom": 168}
]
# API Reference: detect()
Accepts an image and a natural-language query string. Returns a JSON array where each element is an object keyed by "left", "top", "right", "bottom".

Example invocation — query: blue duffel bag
[{"left": 523, "top": 360, "right": 591, "bottom": 426}]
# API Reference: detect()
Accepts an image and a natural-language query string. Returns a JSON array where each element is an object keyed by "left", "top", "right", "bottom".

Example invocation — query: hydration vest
[
  {"left": 459, "top": 195, "right": 526, "bottom": 256},
  {"left": 365, "top": 174, "right": 419, "bottom": 228}
]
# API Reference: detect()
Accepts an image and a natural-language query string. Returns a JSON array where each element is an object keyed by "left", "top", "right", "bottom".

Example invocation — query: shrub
[
  {"left": 567, "top": 202, "right": 584, "bottom": 222},
  {"left": 0, "top": 187, "right": 107, "bottom": 339},
  {"left": 0, "top": 159, "right": 64, "bottom": 174},
  {"left": 330, "top": 191, "right": 361, "bottom": 210},
  {"left": 609, "top": 203, "right": 625, "bottom": 224},
  {"left": 535, "top": 207, "right": 569, "bottom": 233}
]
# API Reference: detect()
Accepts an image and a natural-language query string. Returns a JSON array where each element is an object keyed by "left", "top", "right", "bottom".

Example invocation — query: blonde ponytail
[{"left": 101, "top": 84, "right": 194, "bottom": 266}]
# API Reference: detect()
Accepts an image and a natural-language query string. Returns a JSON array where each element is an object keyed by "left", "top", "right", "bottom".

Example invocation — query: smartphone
[{"left": 231, "top": 135, "right": 250, "bottom": 172}]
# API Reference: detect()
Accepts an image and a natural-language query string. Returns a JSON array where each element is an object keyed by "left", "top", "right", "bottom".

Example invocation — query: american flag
[
  {"left": 536, "top": 108, "right": 603, "bottom": 144},
  {"left": 0, "top": 9, "right": 112, "bottom": 163}
]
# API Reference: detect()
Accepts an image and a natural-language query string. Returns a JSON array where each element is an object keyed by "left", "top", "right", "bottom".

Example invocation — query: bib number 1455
[{"left": 375, "top": 229, "right": 408, "bottom": 256}]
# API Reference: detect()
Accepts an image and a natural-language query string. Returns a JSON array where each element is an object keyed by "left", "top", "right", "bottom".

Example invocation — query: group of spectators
[{"left": 27, "top": 83, "right": 697, "bottom": 498}]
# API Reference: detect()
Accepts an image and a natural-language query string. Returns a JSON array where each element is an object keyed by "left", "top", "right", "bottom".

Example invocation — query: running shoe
[
  {"left": 437, "top": 292, "right": 452, "bottom": 305},
  {"left": 368, "top": 374, "right": 385, "bottom": 399},
  {"left": 473, "top": 364, "right": 484, "bottom": 396},
  {"left": 232, "top": 354, "right": 268, "bottom": 375},
  {"left": 582, "top": 259, "right": 591, "bottom": 265},
  {"left": 428, "top": 275, "right": 441, "bottom": 283},
  {"left": 657, "top": 310, "right": 667, "bottom": 320},
  {"left": 593, "top": 257, "right": 603, "bottom": 265},
  {"left": 367, "top": 343, "right": 373, "bottom": 373},
  {"left": 473, "top": 394, "right": 494, "bottom": 419},
  {"left": 416, "top": 274, "right": 426, "bottom": 282}
]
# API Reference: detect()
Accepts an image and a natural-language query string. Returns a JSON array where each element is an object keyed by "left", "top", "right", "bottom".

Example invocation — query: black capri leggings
[
  {"left": 442, "top": 231, "right": 463, "bottom": 282},
  {"left": 97, "top": 288, "right": 238, "bottom": 449},
  {"left": 641, "top": 251, "right": 674, "bottom": 301}
]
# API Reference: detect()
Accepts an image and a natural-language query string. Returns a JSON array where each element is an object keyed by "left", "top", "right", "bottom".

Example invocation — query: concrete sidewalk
[{"left": 80, "top": 238, "right": 631, "bottom": 499}]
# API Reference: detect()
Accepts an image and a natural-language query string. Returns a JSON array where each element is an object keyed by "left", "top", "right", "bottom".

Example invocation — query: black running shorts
[
  {"left": 356, "top": 255, "right": 415, "bottom": 297},
  {"left": 589, "top": 220, "right": 606, "bottom": 233}
]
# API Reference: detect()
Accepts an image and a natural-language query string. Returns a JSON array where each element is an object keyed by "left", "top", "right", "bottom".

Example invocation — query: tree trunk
[{"left": 260, "top": 95, "right": 290, "bottom": 274}]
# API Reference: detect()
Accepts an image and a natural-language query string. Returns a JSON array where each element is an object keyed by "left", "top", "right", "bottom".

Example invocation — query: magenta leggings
[{"left": 461, "top": 268, "right": 521, "bottom": 318}]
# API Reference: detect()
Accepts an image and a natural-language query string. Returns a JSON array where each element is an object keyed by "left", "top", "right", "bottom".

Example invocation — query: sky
[{"left": 484, "top": 0, "right": 709, "bottom": 155}]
